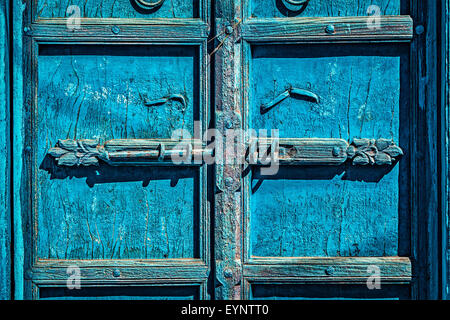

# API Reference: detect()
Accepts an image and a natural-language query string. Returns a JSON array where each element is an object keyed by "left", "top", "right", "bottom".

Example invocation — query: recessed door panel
[
  {"left": 38, "top": 45, "right": 199, "bottom": 140},
  {"left": 250, "top": 44, "right": 407, "bottom": 139},
  {"left": 250, "top": 284, "right": 410, "bottom": 300},
  {"left": 37, "top": 166, "right": 199, "bottom": 259},
  {"left": 250, "top": 0, "right": 401, "bottom": 18},
  {"left": 39, "top": 285, "right": 200, "bottom": 300},
  {"left": 250, "top": 166, "right": 400, "bottom": 257},
  {"left": 37, "top": 0, "right": 200, "bottom": 19}
]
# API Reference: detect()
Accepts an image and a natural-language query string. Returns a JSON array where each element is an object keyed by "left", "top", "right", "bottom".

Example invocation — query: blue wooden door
[
  {"left": 215, "top": 0, "right": 417, "bottom": 300},
  {"left": 15, "top": 0, "right": 438, "bottom": 300},
  {"left": 16, "top": 0, "right": 211, "bottom": 300}
]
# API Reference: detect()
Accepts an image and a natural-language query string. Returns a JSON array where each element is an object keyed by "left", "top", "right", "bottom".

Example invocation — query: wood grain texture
[
  {"left": 38, "top": 45, "right": 198, "bottom": 140},
  {"left": 410, "top": 0, "right": 440, "bottom": 299},
  {"left": 242, "top": 16, "right": 413, "bottom": 42},
  {"left": 253, "top": 138, "right": 403, "bottom": 165},
  {"left": 13, "top": 0, "right": 28, "bottom": 300},
  {"left": 39, "top": 285, "right": 201, "bottom": 300},
  {"left": 249, "top": 0, "right": 402, "bottom": 18},
  {"left": 248, "top": 44, "right": 405, "bottom": 139},
  {"left": 28, "top": 20, "right": 209, "bottom": 41},
  {"left": 48, "top": 139, "right": 211, "bottom": 166},
  {"left": 0, "top": 0, "right": 11, "bottom": 300},
  {"left": 244, "top": 257, "right": 411, "bottom": 281},
  {"left": 443, "top": 0, "right": 450, "bottom": 300},
  {"left": 249, "top": 283, "right": 410, "bottom": 300},
  {"left": 36, "top": 0, "right": 199, "bottom": 19}
]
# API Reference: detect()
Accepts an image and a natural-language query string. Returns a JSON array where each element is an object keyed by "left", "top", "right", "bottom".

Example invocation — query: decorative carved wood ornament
[
  {"left": 252, "top": 138, "right": 403, "bottom": 166},
  {"left": 48, "top": 139, "right": 210, "bottom": 166},
  {"left": 48, "top": 138, "right": 402, "bottom": 167}
]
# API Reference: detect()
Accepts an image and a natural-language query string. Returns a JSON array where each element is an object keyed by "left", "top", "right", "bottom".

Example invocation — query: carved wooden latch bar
[
  {"left": 48, "top": 138, "right": 403, "bottom": 167},
  {"left": 248, "top": 138, "right": 403, "bottom": 166},
  {"left": 48, "top": 139, "right": 212, "bottom": 166}
]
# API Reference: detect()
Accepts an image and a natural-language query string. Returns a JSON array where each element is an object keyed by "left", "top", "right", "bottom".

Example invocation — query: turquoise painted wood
[
  {"left": 36, "top": 45, "right": 200, "bottom": 260},
  {"left": 37, "top": 0, "right": 200, "bottom": 19},
  {"left": 240, "top": 0, "right": 418, "bottom": 300},
  {"left": 248, "top": 44, "right": 409, "bottom": 258},
  {"left": 250, "top": 0, "right": 401, "bottom": 18},
  {"left": 39, "top": 285, "right": 200, "bottom": 300},
  {"left": 0, "top": 0, "right": 11, "bottom": 300},
  {"left": 250, "top": 284, "right": 409, "bottom": 300},
  {"left": 14, "top": 0, "right": 210, "bottom": 300},
  {"left": 10, "top": 0, "right": 444, "bottom": 300}
]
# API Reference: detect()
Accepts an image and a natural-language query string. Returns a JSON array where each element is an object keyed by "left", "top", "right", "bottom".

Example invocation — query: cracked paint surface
[
  {"left": 251, "top": 0, "right": 401, "bottom": 18},
  {"left": 36, "top": 45, "right": 199, "bottom": 260},
  {"left": 249, "top": 44, "right": 407, "bottom": 257}
]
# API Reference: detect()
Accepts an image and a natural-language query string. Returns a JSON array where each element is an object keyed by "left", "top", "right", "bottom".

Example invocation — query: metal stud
[
  {"left": 325, "top": 24, "right": 335, "bottom": 34},
  {"left": 325, "top": 266, "right": 335, "bottom": 275},
  {"left": 111, "top": 26, "right": 121, "bottom": 35}
]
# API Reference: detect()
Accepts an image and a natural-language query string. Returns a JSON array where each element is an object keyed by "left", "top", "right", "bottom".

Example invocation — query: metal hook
[{"left": 260, "top": 87, "right": 319, "bottom": 114}]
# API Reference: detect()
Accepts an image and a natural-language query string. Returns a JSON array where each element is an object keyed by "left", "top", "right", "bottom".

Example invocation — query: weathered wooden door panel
[
  {"left": 37, "top": 166, "right": 199, "bottom": 260},
  {"left": 249, "top": 284, "right": 410, "bottom": 300},
  {"left": 249, "top": 44, "right": 408, "bottom": 139},
  {"left": 17, "top": 0, "right": 210, "bottom": 300},
  {"left": 16, "top": 0, "right": 440, "bottom": 300},
  {"left": 247, "top": 42, "right": 410, "bottom": 259},
  {"left": 36, "top": 42, "right": 203, "bottom": 262},
  {"left": 38, "top": 285, "right": 200, "bottom": 300},
  {"left": 250, "top": 166, "right": 405, "bottom": 257},
  {"left": 38, "top": 45, "right": 200, "bottom": 139},
  {"left": 250, "top": 0, "right": 403, "bottom": 18},
  {"left": 238, "top": 0, "right": 414, "bottom": 300},
  {"left": 37, "top": 0, "right": 202, "bottom": 19}
]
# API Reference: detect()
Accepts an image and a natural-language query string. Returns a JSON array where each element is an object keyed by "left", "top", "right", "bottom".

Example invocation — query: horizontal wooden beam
[
  {"left": 244, "top": 257, "right": 412, "bottom": 283},
  {"left": 27, "top": 20, "right": 209, "bottom": 41},
  {"left": 242, "top": 16, "right": 413, "bottom": 43},
  {"left": 29, "top": 259, "right": 208, "bottom": 282}
]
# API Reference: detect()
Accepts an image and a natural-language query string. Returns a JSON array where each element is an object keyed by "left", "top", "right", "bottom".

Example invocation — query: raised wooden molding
[
  {"left": 242, "top": 16, "right": 413, "bottom": 42},
  {"left": 244, "top": 257, "right": 412, "bottom": 283}
]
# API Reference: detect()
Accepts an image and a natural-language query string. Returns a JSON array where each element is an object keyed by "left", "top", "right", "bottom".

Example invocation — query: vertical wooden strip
[
  {"left": 0, "top": 0, "right": 11, "bottom": 301},
  {"left": 411, "top": 0, "right": 440, "bottom": 299},
  {"left": 443, "top": 0, "right": 450, "bottom": 301},
  {"left": 12, "top": 0, "right": 27, "bottom": 300},
  {"left": 214, "top": 0, "right": 243, "bottom": 300}
]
